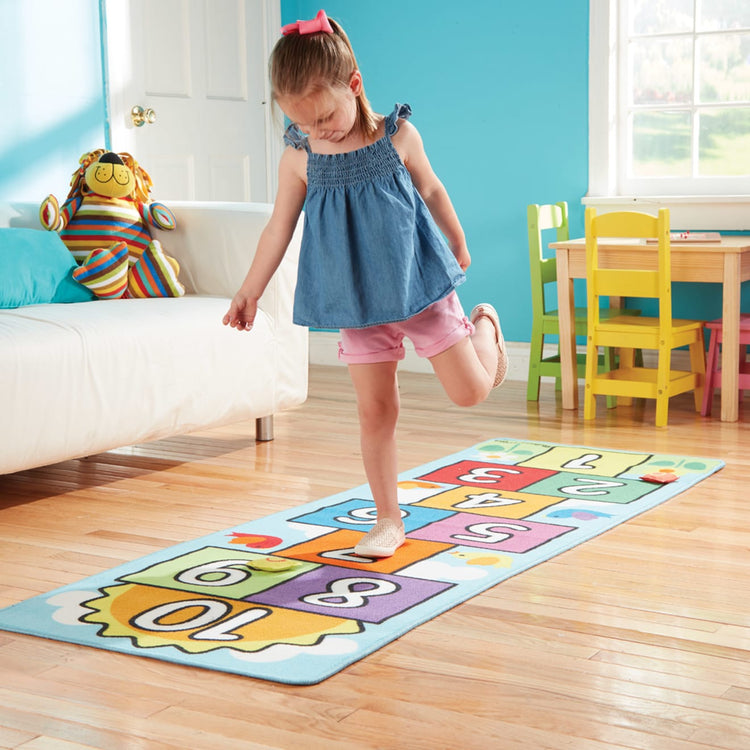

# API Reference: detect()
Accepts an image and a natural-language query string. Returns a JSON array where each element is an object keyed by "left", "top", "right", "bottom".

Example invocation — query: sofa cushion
[
  {"left": 0, "top": 228, "right": 96, "bottom": 308},
  {"left": 0, "top": 296, "right": 281, "bottom": 473}
]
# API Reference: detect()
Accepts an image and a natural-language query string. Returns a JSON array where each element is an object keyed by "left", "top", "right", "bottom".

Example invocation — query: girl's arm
[
  {"left": 223, "top": 147, "right": 307, "bottom": 330},
  {"left": 394, "top": 120, "right": 470, "bottom": 270}
]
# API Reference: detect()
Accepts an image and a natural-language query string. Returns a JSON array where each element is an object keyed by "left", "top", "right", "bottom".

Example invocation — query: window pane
[
  {"left": 699, "top": 33, "right": 750, "bottom": 102},
  {"left": 698, "top": 0, "right": 750, "bottom": 31},
  {"left": 631, "top": 38, "right": 693, "bottom": 105},
  {"left": 632, "top": 110, "right": 692, "bottom": 176},
  {"left": 699, "top": 108, "right": 750, "bottom": 174},
  {"left": 630, "top": 0, "right": 693, "bottom": 35}
]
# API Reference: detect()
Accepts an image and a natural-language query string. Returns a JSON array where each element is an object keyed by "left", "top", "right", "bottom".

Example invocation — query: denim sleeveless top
[{"left": 284, "top": 103, "right": 465, "bottom": 329}]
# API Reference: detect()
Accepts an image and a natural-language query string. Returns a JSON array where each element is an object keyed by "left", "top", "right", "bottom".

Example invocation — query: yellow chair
[
  {"left": 527, "top": 202, "right": 639, "bottom": 402},
  {"left": 583, "top": 207, "right": 705, "bottom": 427}
]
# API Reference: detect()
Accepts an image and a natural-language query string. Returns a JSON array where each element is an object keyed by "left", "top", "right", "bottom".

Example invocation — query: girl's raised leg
[{"left": 429, "top": 306, "right": 506, "bottom": 406}]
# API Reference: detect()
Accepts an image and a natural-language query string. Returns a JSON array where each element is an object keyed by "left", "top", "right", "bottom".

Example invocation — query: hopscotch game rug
[{"left": 0, "top": 439, "right": 723, "bottom": 685}]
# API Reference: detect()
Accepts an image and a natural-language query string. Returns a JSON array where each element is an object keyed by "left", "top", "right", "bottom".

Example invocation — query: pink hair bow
[{"left": 281, "top": 9, "right": 333, "bottom": 36}]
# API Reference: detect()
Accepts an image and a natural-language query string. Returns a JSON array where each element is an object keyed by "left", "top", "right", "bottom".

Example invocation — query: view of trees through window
[{"left": 625, "top": 0, "right": 750, "bottom": 179}]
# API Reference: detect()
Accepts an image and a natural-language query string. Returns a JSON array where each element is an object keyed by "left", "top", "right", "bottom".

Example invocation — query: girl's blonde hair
[{"left": 269, "top": 18, "right": 378, "bottom": 139}]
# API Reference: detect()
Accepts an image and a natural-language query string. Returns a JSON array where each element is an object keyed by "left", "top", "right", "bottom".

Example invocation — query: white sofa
[{"left": 0, "top": 201, "right": 308, "bottom": 475}]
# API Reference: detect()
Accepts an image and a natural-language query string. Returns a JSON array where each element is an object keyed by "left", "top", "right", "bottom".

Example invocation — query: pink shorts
[{"left": 337, "top": 291, "right": 475, "bottom": 364}]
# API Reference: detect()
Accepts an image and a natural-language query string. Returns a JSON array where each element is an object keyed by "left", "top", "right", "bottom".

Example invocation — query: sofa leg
[{"left": 255, "top": 415, "right": 274, "bottom": 442}]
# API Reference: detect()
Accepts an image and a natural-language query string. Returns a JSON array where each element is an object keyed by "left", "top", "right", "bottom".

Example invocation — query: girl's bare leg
[
  {"left": 347, "top": 361, "right": 406, "bottom": 557},
  {"left": 429, "top": 315, "right": 500, "bottom": 406}
]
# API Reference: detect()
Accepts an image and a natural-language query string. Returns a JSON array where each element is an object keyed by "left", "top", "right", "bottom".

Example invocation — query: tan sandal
[{"left": 470, "top": 303, "right": 508, "bottom": 387}]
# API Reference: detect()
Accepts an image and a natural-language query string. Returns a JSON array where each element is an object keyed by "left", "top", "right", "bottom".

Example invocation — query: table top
[
  {"left": 550, "top": 235, "right": 750, "bottom": 253},
  {"left": 550, "top": 235, "right": 750, "bottom": 284}
]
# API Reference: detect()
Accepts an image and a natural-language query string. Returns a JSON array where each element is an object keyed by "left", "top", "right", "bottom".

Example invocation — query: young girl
[{"left": 224, "top": 9, "right": 508, "bottom": 558}]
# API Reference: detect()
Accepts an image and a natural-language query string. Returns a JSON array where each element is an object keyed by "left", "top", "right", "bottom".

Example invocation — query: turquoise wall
[
  {"left": 283, "top": 1, "right": 591, "bottom": 340},
  {"left": 0, "top": 0, "right": 107, "bottom": 203}
]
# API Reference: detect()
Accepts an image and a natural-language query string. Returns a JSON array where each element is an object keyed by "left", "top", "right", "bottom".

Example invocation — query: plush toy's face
[{"left": 84, "top": 153, "right": 135, "bottom": 198}]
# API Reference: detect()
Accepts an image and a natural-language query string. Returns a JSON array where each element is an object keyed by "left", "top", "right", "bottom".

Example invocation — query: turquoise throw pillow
[{"left": 0, "top": 228, "right": 96, "bottom": 308}]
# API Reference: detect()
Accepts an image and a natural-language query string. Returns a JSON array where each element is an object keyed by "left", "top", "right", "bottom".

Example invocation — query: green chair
[{"left": 526, "top": 202, "right": 640, "bottom": 402}]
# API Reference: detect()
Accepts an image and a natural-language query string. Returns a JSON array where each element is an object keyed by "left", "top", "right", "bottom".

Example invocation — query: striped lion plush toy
[{"left": 39, "top": 150, "right": 184, "bottom": 299}]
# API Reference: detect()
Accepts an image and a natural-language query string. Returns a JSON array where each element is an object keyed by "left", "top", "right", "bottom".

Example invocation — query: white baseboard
[{"left": 309, "top": 331, "right": 689, "bottom": 381}]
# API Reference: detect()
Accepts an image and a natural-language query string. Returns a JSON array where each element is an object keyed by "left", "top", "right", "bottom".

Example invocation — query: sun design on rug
[{"left": 79, "top": 583, "right": 362, "bottom": 654}]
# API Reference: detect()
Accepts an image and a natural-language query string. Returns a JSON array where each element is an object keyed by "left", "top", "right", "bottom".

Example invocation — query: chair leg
[
  {"left": 526, "top": 327, "right": 544, "bottom": 401},
  {"left": 603, "top": 347, "right": 617, "bottom": 409},
  {"left": 655, "top": 394, "right": 669, "bottom": 427},
  {"left": 583, "top": 340, "right": 598, "bottom": 420},
  {"left": 616, "top": 348, "right": 635, "bottom": 407},
  {"left": 655, "top": 349, "right": 671, "bottom": 427},
  {"left": 741, "top": 344, "right": 750, "bottom": 401},
  {"left": 701, "top": 332, "right": 717, "bottom": 416},
  {"left": 689, "top": 333, "right": 706, "bottom": 414}
]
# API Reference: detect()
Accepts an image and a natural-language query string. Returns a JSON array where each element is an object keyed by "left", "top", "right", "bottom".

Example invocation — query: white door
[{"left": 104, "top": 0, "right": 281, "bottom": 202}]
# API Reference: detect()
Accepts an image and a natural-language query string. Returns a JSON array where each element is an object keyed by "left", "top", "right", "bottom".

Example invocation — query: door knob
[{"left": 131, "top": 105, "right": 156, "bottom": 127}]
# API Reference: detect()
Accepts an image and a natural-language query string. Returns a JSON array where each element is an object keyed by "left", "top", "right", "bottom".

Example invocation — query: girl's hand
[
  {"left": 223, "top": 294, "right": 258, "bottom": 332},
  {"left": 220, "top": 146, "right": 306, "bottom": 334},
  {"left": 455, "top": 246, "right": 471, "bottom": 271}
]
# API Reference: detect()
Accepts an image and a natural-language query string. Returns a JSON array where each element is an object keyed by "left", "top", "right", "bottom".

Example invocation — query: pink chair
[{"left": 701, "top": 314, "right": 750, "bottom": 416}]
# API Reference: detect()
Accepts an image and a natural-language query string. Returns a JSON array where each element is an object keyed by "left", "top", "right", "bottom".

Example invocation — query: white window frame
[{"left": 586, "top": 0, "right": 750, "bottom": 230}]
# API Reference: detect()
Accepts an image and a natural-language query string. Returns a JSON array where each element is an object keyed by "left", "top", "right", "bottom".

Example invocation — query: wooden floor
[{"left": 1, "top": 365, "right": 749, "bottom": 750}]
